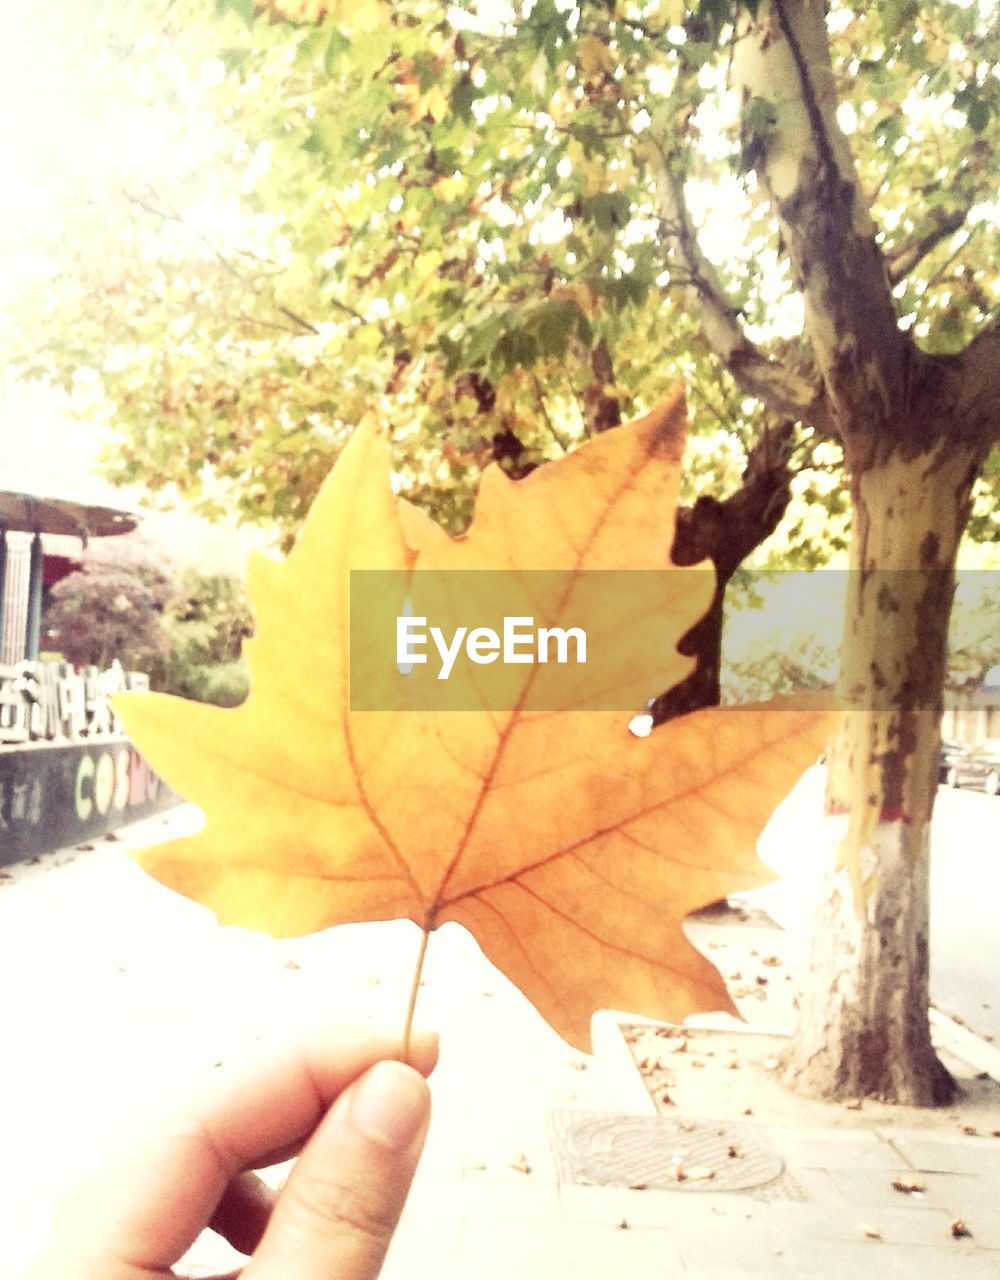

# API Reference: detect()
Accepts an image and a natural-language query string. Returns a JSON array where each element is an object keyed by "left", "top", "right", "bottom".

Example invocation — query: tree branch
[
  {"left": 651, "top": 152, "right": 831, "bottom": 432},
  {"left": 530, "top": 373, "right": 572, "bottom": 452},
  {"left": 887, "top": 207, "right": 969, "bottom": 286},
  {"left": 732, "top": 0, "right": 913, "bottom": 436},
  {"left": 582, "top": 337, "right": 622, "bottom": 434},
  {"left": 955, "top": 313, "right": 1000, "bottom": 446},
  {"left": 278, "top": 305, "right": 321, "bottom": 336},
  {"left": 649, "top": 417, "right": 797, "bottom": 726}
]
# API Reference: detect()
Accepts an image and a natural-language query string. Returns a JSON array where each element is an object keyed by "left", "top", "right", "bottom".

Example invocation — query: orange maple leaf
[{"left": 115, "top": 393, "right": 833, "bottom": 1050}]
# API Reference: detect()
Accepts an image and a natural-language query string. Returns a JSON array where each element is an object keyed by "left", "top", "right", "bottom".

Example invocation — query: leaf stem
[{"left": 402, "top": 926, "right": 430, "bottom": 1064}]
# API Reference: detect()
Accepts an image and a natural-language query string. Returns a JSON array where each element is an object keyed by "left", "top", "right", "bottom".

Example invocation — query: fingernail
[{"left": 347, "top": 1061, "right": 429, "bottom": 1151}]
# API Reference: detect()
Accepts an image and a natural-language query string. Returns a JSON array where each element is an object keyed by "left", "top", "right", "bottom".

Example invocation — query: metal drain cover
[{"left": 549, "top": 1111, "right": 786, "bottom": 1194}]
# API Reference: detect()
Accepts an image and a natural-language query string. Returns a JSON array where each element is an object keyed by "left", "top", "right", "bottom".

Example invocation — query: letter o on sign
[
  {"left": 113, "top": 750, "right": 130, "bottom": 811},
  {"left": 94, "top": 752, "right": 115, "bottom": 816}
]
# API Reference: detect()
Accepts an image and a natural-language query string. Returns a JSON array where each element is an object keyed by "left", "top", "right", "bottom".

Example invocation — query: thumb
[{"left": 243, "top": 1060, "right": 431, "bottom": 1280}]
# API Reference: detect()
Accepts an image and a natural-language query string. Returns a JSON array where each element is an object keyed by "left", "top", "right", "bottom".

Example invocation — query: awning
[{"left": 0, "top": 489, "right": 137, "bottom": 540}]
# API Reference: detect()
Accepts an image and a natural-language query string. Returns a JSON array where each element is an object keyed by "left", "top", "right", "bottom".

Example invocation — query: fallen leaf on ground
[
  {"left": 859, "top": 1222, "right": 882, "bottom": 1240},
  {"left": 950, "top": 1218, "right": 972, "bottom": 1238},
  {"left": 891, "top": 1176, "right": 925, "bottom": 1194},
  {"left": 510, "top": 1153, "right": 532, "bottom": 1175},
  {"left": 115, "top": 394, "right": 835, "bottom": 1051}
]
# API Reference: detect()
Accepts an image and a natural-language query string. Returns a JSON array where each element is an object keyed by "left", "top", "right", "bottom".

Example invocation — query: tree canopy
[{"left": 6, "top": 0, "right": 995, "bottom": 556}]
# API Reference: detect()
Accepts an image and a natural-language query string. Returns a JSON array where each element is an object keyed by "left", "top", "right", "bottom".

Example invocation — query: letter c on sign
[{"left": 75, "top": 755, "right": 95, "bottom": 821}]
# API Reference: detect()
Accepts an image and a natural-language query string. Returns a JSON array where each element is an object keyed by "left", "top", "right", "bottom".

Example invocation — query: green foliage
[
  {"left": 949, "top": 568, "right": 1000, "bottom": 691},
  {"left": 722, "top": 566, "right": 1000, "bottom": 701},
  {"left": 967, "top": 445, "right": 1000, "bottom": 546},
  {"left": 164, "top": 569, "right": 254, "bottom": 669},
  {"left": 42, "top": 540, "right": 251, "bottom": 706},
  {"left": 162, "top": 658, "right": 249, "bottom": 708},
  {"left": 156, "top": 568, "right": 254, "bottom": 705}
]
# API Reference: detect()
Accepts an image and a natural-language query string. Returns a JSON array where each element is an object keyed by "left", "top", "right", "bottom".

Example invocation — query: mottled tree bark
[{"left": 786, "top": 444, "right": 983, "bottom": 1103}]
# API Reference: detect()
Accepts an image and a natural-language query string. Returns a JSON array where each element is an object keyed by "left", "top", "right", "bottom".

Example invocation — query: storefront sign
[{"left": 0, "top": 737, "right": 173, "bottom": 864}]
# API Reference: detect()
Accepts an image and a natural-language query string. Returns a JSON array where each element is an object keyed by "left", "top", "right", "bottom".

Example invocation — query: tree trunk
[
  {"left": 651, "top": 421, "right": 795, "bottom": 725},
  {"left": 784, "top": 439, "right": 981, "bottom": 1104}
]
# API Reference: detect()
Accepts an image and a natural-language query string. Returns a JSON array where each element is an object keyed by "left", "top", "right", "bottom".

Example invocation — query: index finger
[{"left": 59, "top": 1025, "right": 438, "bottom": 1273}]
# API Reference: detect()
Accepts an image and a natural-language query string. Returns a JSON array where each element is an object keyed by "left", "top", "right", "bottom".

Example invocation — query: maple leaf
[{"left": 115, "top": 392, "right": 833, "bottom": 1051}]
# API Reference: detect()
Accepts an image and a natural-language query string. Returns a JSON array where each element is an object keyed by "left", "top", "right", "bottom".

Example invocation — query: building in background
[
  {"left": 0, "top": 369, "right": 137, "bottom": 662},
  {"left": 0, "top": 371, "right": 171, "bottom": 860}
]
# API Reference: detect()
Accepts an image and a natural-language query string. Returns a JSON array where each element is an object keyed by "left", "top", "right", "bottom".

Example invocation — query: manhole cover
[{"left": 549, "top": 1111, "right": 787, "bottom": 1194}]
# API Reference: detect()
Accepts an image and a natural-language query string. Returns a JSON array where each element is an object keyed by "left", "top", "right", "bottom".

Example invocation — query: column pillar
[
  {"left": 24, "top": 531, "right": 43, "bottom": 662},
  {"left": 0, "top": 528, "right": 7, "bottom": 661}
]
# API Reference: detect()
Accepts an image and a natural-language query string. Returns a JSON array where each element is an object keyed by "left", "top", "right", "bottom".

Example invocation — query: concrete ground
[{"left": 2, "top": 805, "right": 999, "bottom": 1279}]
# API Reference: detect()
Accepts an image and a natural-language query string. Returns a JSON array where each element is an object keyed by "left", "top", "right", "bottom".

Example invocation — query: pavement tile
[
  {"left": 383, "top": 1197, "right": 464, "bottom": 1259},
  {"left": 458, "top": 1129, "right": 559, "bottom": 1184},
  {"left": 882, "top": 1132, "right": 1000, "bottom": 1175},
  {"left": 821, "top": 1164, "right": 966, "bottom": 1212},
  {"left": 954, "top": 1213, "right": 1000, "bottom": 1249},
  {"left": 766, "top": 1126, "right": 911, "bottom": 1170},
  {"left": 407, "top": 1173, "right": 563, "bottom": 1223},
  {"left": 559, "top": 1183, "right": 763, "bottom": 1229},
  {"left": 787, "top": 1166, "right": 855, "bottom": 1208},
  {"left": 827, "top": 1205, "right": 970, "bottom": 1247},
  {"left": 401, "top": 1260, "right": 673, "bottom": 1280},
  {"left": 456, "top": 1214, "right": 687, "bottom": 1272},
  {"left": 758, "top": 1198, "right": 893, "bottom": 1242},
  {"left": 771, "top": 1239, "right": 999, "bottom": 1280},
  {"left": 673, "top": 1220, "right": 795, "bottom": 1278},
  {"left": 907, "top": 1172, "right": 1000, "bottom": 1218}
]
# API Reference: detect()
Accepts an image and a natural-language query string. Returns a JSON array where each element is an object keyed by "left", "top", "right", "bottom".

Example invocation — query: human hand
[{"left": 31, "top": 1026, "right": 438, "bottom": 1280}]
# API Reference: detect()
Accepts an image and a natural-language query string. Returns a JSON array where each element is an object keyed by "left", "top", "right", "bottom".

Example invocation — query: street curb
[
  {"left": 590, "top": 1010, "right": 657, "bottom": 1116},
  {"left": 590, "top": 1009, "right": 795, "bottom": 1118},
  {"left": 930, "top": 1006, "right": 1000, "bottom": 1084}
]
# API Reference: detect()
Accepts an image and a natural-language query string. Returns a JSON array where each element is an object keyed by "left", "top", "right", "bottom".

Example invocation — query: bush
[{"left": 42, "top": 538, "right": 253, "bottom": 707}]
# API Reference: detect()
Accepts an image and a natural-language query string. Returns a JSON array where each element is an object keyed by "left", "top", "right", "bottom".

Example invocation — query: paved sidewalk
[{"left": 1, "top": 807, "right": 998, "bottom": 1278}]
